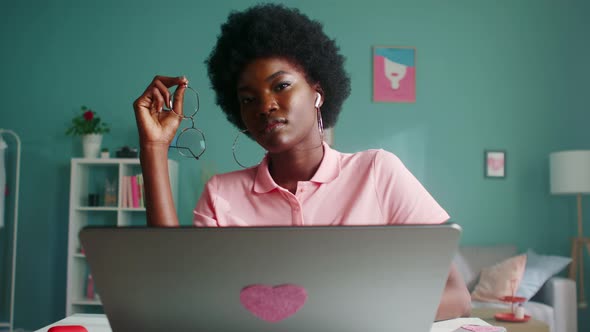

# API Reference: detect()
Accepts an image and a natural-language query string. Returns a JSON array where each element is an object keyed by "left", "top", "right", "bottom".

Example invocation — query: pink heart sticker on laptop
[{"left": 240, "top": 284, "right": 308, "bottom": 322}]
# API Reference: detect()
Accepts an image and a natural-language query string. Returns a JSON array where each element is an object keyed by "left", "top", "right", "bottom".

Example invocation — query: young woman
[{"left": 133, "top": 3, "right": 470, "bottom": 320}]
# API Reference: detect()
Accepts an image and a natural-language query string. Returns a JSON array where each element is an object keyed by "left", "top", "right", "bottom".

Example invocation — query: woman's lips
[{"left": 261, "top": 119, "right": 287, "bottom": 134}]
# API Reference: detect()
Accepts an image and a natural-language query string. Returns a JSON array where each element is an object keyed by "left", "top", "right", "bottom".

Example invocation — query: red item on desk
[
  {"left": 494, "top": 312, "right": 531, "bottom": 322},
  {"left": 499, "top": 296, "right": 526, "bottom": 303},
  {"left": 48, "top": 326, "right": 88, "bottom": 332}
]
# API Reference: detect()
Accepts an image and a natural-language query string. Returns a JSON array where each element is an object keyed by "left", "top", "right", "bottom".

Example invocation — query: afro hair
[{"left": 206, "top": 3, "right": 351, "bottom": 130}]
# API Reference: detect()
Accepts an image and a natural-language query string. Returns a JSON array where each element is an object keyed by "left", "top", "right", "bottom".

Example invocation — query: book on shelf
[
  {"left": 85, "top": 272, "right": 95, "bottom": 300},
  {"left": 121, "top": 174, "right": 146, "bottom": 208},
  {"left": 126, "top": 175, "right": 133, "bottom": 208},
  {"left": 130, "top": 175, "right": 139, "bottom": 208},
  {"left": 138, "top": 174, "right": 144, "bottom": 207}
]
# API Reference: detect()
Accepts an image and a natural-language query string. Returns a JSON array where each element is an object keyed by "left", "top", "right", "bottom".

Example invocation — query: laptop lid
[{"left": 79, "top": 223, "right": 461, "bottom": 332}]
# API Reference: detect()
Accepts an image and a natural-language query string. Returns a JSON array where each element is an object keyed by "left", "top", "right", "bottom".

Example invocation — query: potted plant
[
  {"left": 66, "top": 106, "right": 110, "bottom": 158},
  {"left": 100, "top": 147, "right": 110, "bottom": 159}
]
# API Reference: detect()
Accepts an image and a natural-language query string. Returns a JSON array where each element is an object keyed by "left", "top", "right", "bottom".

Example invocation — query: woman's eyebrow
[
  {"left": 265, "top": 70, "right": 290, "bottom": 82},
  {"left": 238, "top": 70, "right": 292, "bottom": 91}
]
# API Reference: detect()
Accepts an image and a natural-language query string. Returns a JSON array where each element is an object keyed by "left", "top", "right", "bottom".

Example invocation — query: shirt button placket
[
  {"left": 291, "top": 199, "right": 303, "bottom": 226},
  {"left": 293, "top": 183, "right": 308, "bottom": 225}
]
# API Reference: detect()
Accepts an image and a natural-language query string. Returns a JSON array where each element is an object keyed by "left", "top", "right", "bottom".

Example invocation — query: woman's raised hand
[{"left": 133, "top": 76, "right": 189, "bottom": 148}]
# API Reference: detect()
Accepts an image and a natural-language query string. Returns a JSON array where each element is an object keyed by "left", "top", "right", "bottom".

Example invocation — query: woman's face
[{"left": 237, "top": 57, "right": 322, "bottom": 153}]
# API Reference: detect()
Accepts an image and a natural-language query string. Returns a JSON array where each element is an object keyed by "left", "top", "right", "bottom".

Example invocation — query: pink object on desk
[
  {"left": 48, "top": 326, "right": 88, "bottom": 332},
  {"left": 240, "top": 284, "right": 307, "bottom": 322},
  {"left": 494, "top": 312, "right": 531, "bottom": 322}
]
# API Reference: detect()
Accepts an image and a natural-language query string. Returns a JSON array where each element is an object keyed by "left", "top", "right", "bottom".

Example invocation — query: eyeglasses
[{"left": 166, "top": 86, "right": 206, "bottom": 160}]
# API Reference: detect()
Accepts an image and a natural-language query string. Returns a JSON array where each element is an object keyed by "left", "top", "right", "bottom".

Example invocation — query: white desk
[{"left": 35, "top": 314, "right": 492, "bottom": 332}]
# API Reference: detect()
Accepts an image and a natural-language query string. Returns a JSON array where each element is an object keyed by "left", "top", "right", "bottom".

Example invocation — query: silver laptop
[{"left": 79, "top": 223, "right": 461, "bottom": 332}]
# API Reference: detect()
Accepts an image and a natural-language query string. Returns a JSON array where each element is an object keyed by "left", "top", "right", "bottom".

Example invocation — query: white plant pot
[{"left": 82, "top": 134, "right": 103, "bottom": 158}]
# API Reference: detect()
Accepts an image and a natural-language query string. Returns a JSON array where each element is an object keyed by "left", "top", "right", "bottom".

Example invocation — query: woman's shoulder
[
  {"left": 207, "top": 166, "right": 258, "bottom": 185},
  {"left": 338, "top": 147, "right": 403, "bottom": 167}
]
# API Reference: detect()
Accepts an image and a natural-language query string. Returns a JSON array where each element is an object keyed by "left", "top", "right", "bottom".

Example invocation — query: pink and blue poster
[{"left": 373, "top": 46, "right": 416, "bottom": 103}]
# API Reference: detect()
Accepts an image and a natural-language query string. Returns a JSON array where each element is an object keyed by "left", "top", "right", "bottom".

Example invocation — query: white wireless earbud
[{"left": 314, "top": 93, "right": 321, "bottom": 108}]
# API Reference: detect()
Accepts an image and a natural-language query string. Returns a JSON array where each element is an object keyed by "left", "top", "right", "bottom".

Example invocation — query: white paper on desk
[{"left": 430, "top": 317, "right": 492, "bottom": 332}]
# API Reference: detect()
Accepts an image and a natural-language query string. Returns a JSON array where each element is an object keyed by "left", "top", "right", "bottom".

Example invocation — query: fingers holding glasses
[
  {"left": 150, "top": 79, "right": 171, "bottom": 113},
  {"left": 135, "top": 76, "right": 185, "bottom": 109},
  {"left": 152, "top": 75, "right": 188, "bottom": 110},
  {"left": 133, "top": 75, "right": 188, "bottom": 146},
  {"left": 133, "top": 75, "right": 205, "bottom": 160},
  {"left": 171, "top": 81, "right": 189, "bottom": 118}
]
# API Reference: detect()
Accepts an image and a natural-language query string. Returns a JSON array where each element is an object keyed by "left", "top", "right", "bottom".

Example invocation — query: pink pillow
[{"left": 471, "top": 254, "right": 527, "bottom": 303}]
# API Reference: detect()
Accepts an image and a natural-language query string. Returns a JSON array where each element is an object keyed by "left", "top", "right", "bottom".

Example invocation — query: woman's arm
[
  {"left": 140, "top": 143, "right": 179, "bottom": 227},
  {"left": 435, "top": 263, "right": 471, "bottom": 321},
  {"left": 133, "top": 75, "right": 188, "bottom": 227}
]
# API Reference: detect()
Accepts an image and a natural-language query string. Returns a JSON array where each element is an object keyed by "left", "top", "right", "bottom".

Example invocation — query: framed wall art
[
  {"left": 373, "top": 46, "right": 416, "bottom": 103},
  {"left": 485, "top": 150, "right": 506, "bottom": 178}
]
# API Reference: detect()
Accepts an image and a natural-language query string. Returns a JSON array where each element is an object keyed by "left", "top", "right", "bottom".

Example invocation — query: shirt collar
[{"left": 253, "top": 142, "right": 341, "bottom": 193}]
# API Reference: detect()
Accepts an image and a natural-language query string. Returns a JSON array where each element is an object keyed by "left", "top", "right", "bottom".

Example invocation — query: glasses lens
[
  {"left": 233, "top": 132, "right": 266, "bottom": 168},
  {"left": 176, "top": 127, "right": 206, "bottom": 159},
  {"left": 171, "top": 86, "right": 199, "bottom": 119}
]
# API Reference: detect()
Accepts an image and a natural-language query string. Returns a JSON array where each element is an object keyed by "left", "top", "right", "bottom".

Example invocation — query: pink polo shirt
[{"left": 193, "top": 143, "right": 449, "bottom": 227}]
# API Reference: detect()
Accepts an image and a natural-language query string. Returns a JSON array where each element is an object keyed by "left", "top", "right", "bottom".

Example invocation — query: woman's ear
[{"left": 313, "top": 85, "right": 324, "bottom": 108}]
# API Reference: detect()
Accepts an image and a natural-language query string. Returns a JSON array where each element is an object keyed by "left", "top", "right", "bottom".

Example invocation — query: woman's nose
[{"left": 258, "top": 95, "right": 278, "bottom": 116}]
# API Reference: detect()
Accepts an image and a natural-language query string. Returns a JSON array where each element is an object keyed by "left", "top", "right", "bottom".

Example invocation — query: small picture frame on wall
[
  {"left": 485, "top": 150, "right": 506, "bottom": 178},
  {"left": 373, "top": 46, "right": 416, "bottom": 103}
]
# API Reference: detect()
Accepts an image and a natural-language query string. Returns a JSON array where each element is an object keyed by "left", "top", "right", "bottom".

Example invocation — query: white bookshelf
[{"left": 65, "top": 158, "right": 178, "bottom": 316}]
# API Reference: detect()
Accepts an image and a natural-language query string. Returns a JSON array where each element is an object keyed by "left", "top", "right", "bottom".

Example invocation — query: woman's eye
[
  {"left": 275, "top": 82, "right": 291, "bottom": 91},
  {"left": 240, "top": 97, "right": 253, "bottom": 105}
]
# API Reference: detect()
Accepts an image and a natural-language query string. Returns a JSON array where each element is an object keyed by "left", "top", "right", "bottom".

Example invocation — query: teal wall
[{"left": 0, "top": 0, "right": 588, "bottom": 330}]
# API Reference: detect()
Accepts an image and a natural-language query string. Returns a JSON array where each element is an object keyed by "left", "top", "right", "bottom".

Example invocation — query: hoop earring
[
  {"left": 232, "top": 129, "right": 251, "bottom": 169},
  {"left": 317, "top": 107, "right": 324, "bottom": 140}
]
